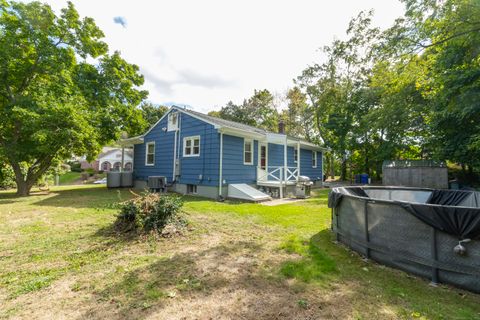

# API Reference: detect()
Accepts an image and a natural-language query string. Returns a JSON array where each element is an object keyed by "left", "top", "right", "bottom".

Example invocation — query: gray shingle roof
[
  {"left": 179, "top": 107, "right": 323, "bottom": 147},
  {"left": 178, "top": 107, "right": 267, "bottom": 135}
]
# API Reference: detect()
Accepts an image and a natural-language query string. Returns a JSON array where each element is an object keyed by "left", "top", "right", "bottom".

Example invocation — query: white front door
[
  {"left": 256, "top": 142, "right": 268, "bottom": 182},
  {"left": 258, "top": 143, "right": 268, "bottom": 170}
]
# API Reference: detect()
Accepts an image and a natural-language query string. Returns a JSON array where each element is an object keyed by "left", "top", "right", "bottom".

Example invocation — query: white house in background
[
  {"left": 98, "top": 148, "right": 133, "bottom": 171},
  {"left": 79, "top": 147, "right": 133, "bottom": 172}
]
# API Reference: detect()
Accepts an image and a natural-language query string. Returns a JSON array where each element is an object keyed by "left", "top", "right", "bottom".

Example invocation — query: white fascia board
[
  {"left": 143, "top": 106, "right": 222, "bottom": 138},
  {"left": 119, "top": 135, "right": 144, "bottom": 146},
  {"left": 218, "top": 127, "right": 265, "bottom": 139},
  {"left": 172, "top": 106, "right": 221, "bottom": 129},
  {"left": 143, "top": 107, "right": 175, "bottom": 137}
]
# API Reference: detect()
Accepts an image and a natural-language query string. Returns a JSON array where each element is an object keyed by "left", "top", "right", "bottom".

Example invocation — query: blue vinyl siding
[
  {"left": 133, "top": 110, "right": 220, "bottom": 186},
  {"left": 300, "top": 149, "right": 323, "bottom": 181},
  {"left": 134, "top": 114, "right": 175, "bottom": 183},
  {"left": 177, "top": 113, "right": 219, "bottom": 186},
  {"left": 133, "top": 107, "right": 323, "bottom": 188},
  {"left": 265, "top": 143, "right": 322, "bottom": 181},
  {"left": 222, "top": 135, "right": 257, "bottom": 184}
]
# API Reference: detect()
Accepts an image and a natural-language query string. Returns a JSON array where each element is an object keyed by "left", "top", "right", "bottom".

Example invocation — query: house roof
[
  {"left": 121, "top": 106, "right": 328, "bottom": 151},
  {"left": 98, "top": 148, "right": 133, "bottom": 160},
  {"left": 181, "top": 107, "right": 267, "bottom": 136}
]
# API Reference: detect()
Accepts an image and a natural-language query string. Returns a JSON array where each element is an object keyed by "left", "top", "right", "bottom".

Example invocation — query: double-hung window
[
  {"left": 294, "top": 148, "right": 298, "bottom": 163},
  {"left": 183, "top": 136, "right": 200, "bottom": 157},
  {"left": 312, "top": 151, "right": 317, "bottom": 168},
  {"left": 244, "top": 139, "right": 253, "bottom": 165},
  {"left": 145, "top": 142, "right": 155, "bottom": 166}
]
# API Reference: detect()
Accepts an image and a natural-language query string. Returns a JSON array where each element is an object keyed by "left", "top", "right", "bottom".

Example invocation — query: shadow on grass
[{"left": 80, "top": 238, "right": 350, "bottom": 320}]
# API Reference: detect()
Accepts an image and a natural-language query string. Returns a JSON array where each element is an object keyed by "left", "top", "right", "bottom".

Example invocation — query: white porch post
[
  {"left": 218, "top": 131, "right": 224, "bottom": 197},
  {"left": 120, "top": 147, "right": 125, "bottom": 172},
  {"left": 321, "top": 151, "right": 324, "bottom": 186},
  {"left": 297, "top": 141, "right": 300, "bottom": 180},
  {"left": 282, "top": 136, "right": 287, "bottom": 198}
]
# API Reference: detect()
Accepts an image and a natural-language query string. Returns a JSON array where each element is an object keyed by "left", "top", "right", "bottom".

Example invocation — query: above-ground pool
[{"left": 329, "top": 186, "right": 480, "bottom": 293}]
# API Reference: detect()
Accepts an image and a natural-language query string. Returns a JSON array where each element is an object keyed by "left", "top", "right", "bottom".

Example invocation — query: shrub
[
  {"left": 0, "top": 163, "right": 15, "bottom": 189},
  {"left": 68, "top": 161, "right": 82, "bottom": 172},
  {"left": 115, "top": 192, "right": 185, "bottom": 235}
]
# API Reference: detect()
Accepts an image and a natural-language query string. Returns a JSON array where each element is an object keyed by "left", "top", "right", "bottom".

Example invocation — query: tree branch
[{"left": 419, "top": 27, "right": 480, "bottom": 48}]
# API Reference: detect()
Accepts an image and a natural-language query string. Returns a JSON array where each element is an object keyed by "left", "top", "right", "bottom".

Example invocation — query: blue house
[{"left": 121, "top": 106, "right": 326, "bottom": 200}]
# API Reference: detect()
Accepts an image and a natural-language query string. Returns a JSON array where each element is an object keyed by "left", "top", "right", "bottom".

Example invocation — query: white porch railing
[{"left": 257, "top": 166, "right": 299, "bottom": 182}]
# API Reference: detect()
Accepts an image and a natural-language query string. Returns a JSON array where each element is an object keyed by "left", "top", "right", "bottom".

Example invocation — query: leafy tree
[
  {"left": 211, "top": 90, "right": 279, "bottom": 131},
  {"left": 384, "top": 0, "right": 480, "bottom": 173},
  {"left": 283, "top": 87, "right": 316, "bottom": 140},
  {"left": 0, "top": 1, "right": 147, "bottom": 195},
  {"left": 296, "top": 11, "right": 381, "bottom": 180},
  {"left": 139, "top": 102, "right": 168, "bottom": 128},
  {"left": 210, "top": 100, "right": 257, "bottom": 127}
]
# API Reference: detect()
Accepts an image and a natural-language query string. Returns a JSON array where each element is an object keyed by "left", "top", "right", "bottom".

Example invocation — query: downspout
[
  {"left": 219, "top": 130, "right": 224, "bottom": 198},
  {"left": 297, "top": 141, "right": 300, "bottom": 180},
  {"left": 176, "top": 113, "right": 182, "bottom": 182},
  {"left": 173, "top": 129, "right": 177, "bottom": 181}
]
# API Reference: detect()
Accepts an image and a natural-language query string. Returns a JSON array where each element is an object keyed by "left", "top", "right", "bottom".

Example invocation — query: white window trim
[
  {"left": 294, "top": 147, "right": 298, "bottom": 163},
  {"left": 312, "top": 151, "right": 317, "bottom": 168},
  {"left": 243, "top": 139, "right": 254, "bottom": 165},
  {"left": 145, "top": 141, "right": 155, "bottom": 166},
  {"left": 183, "top": 135, "right": 200, "bottom": 157}
]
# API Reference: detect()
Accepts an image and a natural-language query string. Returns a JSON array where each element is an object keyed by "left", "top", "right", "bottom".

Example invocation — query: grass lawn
[
  {"left": 58, "top": 172, "right": 83, "bottom": 185},
  {"left": 0, "top": 186, "right": 479, "bottom": 319}
]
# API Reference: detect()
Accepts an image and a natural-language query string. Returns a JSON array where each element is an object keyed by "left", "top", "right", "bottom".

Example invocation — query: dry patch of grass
[{"left": 1, "top": 185, "right": 479, "bottom": 319}]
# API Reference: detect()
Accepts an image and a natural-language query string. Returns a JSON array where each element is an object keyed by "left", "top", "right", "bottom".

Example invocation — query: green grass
[
  {"left": 0, "top": 185, "right": 479, "bottom": 319},
  {"left": 58, "top": 171, "right": 82, "bottom": 185}
]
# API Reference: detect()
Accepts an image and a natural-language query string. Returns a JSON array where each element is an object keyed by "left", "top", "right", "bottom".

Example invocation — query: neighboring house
[
  {"left": 121, "top": 106, "right": 326, "bottom": 199},
  {"left": 80, "top": 147, "right": 133, "bottom": 172}
]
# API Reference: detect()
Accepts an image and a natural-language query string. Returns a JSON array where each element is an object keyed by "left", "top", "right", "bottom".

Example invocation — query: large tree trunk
[
  {"left": 15, "top": 179, "right": 33, "bottom": 196},
  {"left": 9, "top": 156, "right": 52, "bottom": 196},
  {"left": 10, "top": 163, "right": 33, "bottom": 196},
  {"left": 340, "top": 155, "right": 347, "bottom": 181}
]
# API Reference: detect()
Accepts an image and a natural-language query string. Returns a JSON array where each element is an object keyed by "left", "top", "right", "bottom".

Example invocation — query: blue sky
[{"left": 44, "top": 0, "right": 404, "bottom": 113}]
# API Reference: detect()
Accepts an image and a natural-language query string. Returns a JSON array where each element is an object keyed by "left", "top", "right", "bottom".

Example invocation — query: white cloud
[{"left": 43, "top": 0, "right": 404, "bottom": 113}]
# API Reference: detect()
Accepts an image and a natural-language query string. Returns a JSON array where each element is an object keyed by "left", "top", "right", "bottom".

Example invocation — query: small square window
[
  {"left": 187, "top": 184, "right": 197, "bottom": 194},
  {"left": 183, "top": 136, "right": 200, "bottom": 157}
]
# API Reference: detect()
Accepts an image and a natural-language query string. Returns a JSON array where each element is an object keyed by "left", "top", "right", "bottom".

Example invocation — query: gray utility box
[
  {"left": 295, "top": 176, "right": 313, "bottom": 199},
  {"left": 107, "top": 172, "right": 121, "bottom": 188},
  {"left": 107, "top": 171, "right": 133, "bottom": 188},
  {"left": 148, "top": 176, "right": 167, "bottom": 193}
]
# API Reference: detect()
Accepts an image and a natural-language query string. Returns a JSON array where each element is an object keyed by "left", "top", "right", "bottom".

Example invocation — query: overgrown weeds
[{"left": 114, "top": 191, "right": 187, "bottom": 237}]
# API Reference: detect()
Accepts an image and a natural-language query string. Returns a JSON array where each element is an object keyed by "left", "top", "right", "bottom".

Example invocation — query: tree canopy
[
  {"left": 211, "top": 0, "right": 480, "bottom": 182},
  {"left": 0, "top": 1, "right": 147, "bottom": 195}
]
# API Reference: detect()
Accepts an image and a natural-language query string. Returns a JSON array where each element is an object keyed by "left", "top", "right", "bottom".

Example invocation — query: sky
[{"left": 44, "top": 0, "right": 405, "bottom": 113}]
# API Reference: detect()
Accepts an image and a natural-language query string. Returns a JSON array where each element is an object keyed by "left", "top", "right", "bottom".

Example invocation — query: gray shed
[{"left": 382, "top": 160, "right": 448, "bottom": 189}]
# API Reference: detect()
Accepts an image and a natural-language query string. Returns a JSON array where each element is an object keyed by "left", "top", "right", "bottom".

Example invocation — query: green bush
[
  {"left": 85, "top": 168, "right": 95, "bottom": 176},
  {"left": 68, "top": 161, "right": 82, "bottom": 173},
  {"left": 0, "top": 163, "right": 15, "bottom": 189},
  {"left": 115, "top": 192, "right": 185, "bottom": 234}
]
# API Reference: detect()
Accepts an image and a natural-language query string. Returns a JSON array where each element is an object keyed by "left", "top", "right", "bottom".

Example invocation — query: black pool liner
[{"left": 329, "top": 187, "right": 480, "bottom": 240}]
